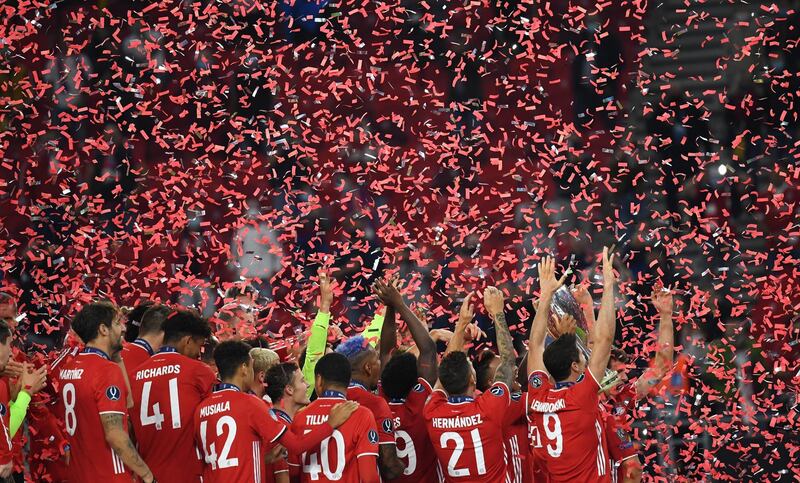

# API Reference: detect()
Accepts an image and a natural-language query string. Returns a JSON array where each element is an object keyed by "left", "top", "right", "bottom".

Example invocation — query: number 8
[{"left": 63, "top": 383, "right": 77, "bottom": 436}]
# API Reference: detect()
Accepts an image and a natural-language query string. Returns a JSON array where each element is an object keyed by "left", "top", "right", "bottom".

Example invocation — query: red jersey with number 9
[
  {"left": 54, "top": 348, "right": 132, "bottom": 482},
  {"left": 423, "top": 382, "right": 512, "bottom": 483},
  {"left": 130, "top": 348, "right": 217, "bottom": 482},
  {"left": 194, "top": 385, "right": 287, "bottom": 483},
  {"left": 384, "top": 378, "right": 438, "bottom": 483},
  {"left": 527, "top": 369, "right": 611, "bottom": 483},
  {"left": 288, "top": 392, "right": 380, "bottom": 483}
]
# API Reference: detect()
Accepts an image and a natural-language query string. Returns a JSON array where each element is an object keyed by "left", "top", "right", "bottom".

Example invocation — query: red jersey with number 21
[
  {"left": 55, "top": 348, "right": 132, "bottom": 482},
  {"left": 424, "top": 382, "right": 512, "bottom": 483},
  {"left": 527, "top": 370, "right": 611, "bottom": 483}
]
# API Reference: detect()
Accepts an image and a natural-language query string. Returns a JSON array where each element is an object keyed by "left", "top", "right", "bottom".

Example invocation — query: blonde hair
[{"left": 250, "top": 347, "right": 280, "bottom": 374}]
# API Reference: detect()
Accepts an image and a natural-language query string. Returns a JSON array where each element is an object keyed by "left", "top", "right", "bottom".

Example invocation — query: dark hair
[
  {"left": 0, "top": 320, "right": 11, "bottom": 345},
  {"left": 439, "top": 351, "right": 471, "bottom": 395},
  {"left": 543, "top": 333, "right": 581, "bottom": 382},
  {"left": 314, "top": 353, "right": 351, "bottom": 388},
  {"left": 473, "top": 349, "right": 498, "bottom": 392},
  {"left": 214, "top": 340, "right": 252, "bottom": 381},
  {"left": 610, "top": 347, "right": 629, "bottom": 364},
  {"left": 163, "top": 309, "right": 212, "bottom": 344},
  {"left": 265, "top": 362, "right": 299, "bottom": 403},
  {"left": 139, "top": 304, "right": 171, "bottom": 336},
  {"left": 72, "top": 301, "right": 118, "bottom": 344},
  {"left": 381, "top": 352, "right": 418, "bottom": 400},
  {"left": 125, "top": 301, "right": 155, "bottom": 342}
]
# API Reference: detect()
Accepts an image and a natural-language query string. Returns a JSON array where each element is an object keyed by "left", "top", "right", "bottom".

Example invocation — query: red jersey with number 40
[
  {"left": 194, "top": 386, "right": 287, "bottom": 483},
  {"left": 289, "top": 393, "right": 380, "bottom": 483},
  {"left": 55, "top": 349, "right": 132, "bottom": 482},
  {"left": 424, "top": 382, "right": 513, "bottom": 483},
  {"left": 131, "top": 348, "right": 217, "bottom": 483},
  {"left": 527, "top": 370, "right": 611, "bottom": 483},
  {"left": 385, "top": 378, "right": 438, "bottom": 483}
]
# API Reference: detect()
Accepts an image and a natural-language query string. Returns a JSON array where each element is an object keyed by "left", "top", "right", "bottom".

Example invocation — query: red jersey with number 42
[
  {"left": 194, "top": 386, "right": 287, "bottom": 483},
  {"left": 131, "top": 348, "right": 217, "bottom": 483},
  {"left": 385, "top": 378, "right": 438, "bottom": 483},
  {"left": 289, "top": 393, "right": 380, "bottom": 483},
  {"left": 424, "top": 382, "right": 512, "bottom": 483},
  {"left": 55, "top": 349, "right": 132, "bottom": 482},
  {"left": 527, "top": 370, "right": 611, "bottom": 483}
]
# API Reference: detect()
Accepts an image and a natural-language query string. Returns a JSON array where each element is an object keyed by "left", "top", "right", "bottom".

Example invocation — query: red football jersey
[
  {"left": 424, "top": 382, "right": 513, "bottom": 483},
  {"left": 504, "top": 393, "right": 531, "bottom": 483},
  {"left": 346, "top": 382, "right": 395, "bottom": 444},
  {"left": 264, "top": 407, "right": 291, "bottom": 483},
  {"left": 289, "top": 390, "right": 380, "bottom": 483},
  {"left": 54, "top": 347, "right": 132, "bottom": 482},
  {"left": 527, "top": 370, "right": 611, "bottom": 483},
  {"left": 131, "top": 346, "right": 216, "bottom": 482},
  {"left": 384, "top": 378, "right": 438, "bottom": 483},
  {"left": 0, "top": 381, "right": 11, "bottom": 466},
  {"left": 602, "top": 410, "right": 637, "bottom": 483},
  {"left": 195, "top": 384, "right": 288, "bottom": 483},
  {"left": 121, "top": 339, "right": 154, "bottom": 379}
]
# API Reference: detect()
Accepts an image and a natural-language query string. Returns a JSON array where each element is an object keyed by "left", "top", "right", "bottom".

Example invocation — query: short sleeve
[
  {"left": 354, "top": 409, "right": 380, "bottom": 458},
  {"left": 604, "top": 413, "right": 636, "bottom": 462},
  {"left": 503, "top": 393, "right": 527, "bottom": 426},
  {"left": 372, "top": 397, "right": 396, "bottom": 444},
  {"left": 405, "top": 378, "right": 433, "bottom": 413},
  {"left": 94, "top": 364, "right": 128, "bottom": 414},
  {"left": 477, "top": 382, "right": 511, "bottom": 421},
  {"left": 527, "top": 370, "right": 552, "bottom": 396},
  {"left": 251, "top": 398, "right": 287, "bottom": 444},
  {"left": 194, "top": 362, "right": 217, "bottom": 398}
]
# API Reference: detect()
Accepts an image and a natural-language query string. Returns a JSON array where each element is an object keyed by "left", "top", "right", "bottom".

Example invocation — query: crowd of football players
[{"left": 0, "top": 248, "right": 676, "bottom": 482}]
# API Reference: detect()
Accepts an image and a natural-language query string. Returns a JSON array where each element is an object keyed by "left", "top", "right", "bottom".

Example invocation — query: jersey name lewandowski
[{"left": 527, "top": 370, "right": 612, "bottom": 483}]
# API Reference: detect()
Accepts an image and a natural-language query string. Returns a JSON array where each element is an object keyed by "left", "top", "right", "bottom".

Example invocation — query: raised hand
[
  {"left": 483, "top": 286, "right": 505, "bottom": 317},
  {"left": 572, "top": 283, "right": 592, "bottom": 307},
  {"left": 458, "top": 292, "right": 475, "bottom": 327},
  {"left": 555, "top": 314, "right": 577, "bottom": 337},
  {"left": 602, "top": 247, "right": 616, "bottom": 287},
  {"left": 20, "top": 364, "right": 48, "bottom": 395},
  {"left": 372, "top": 278, "right": 404, "bottom": 308},
  {"left": 651, "top": 283, "right": 673, "bottom": 316},
  {"left": 538, "top": 256, "right": 568, "bottom": 296},
  {"left": 318, "top": 269, "right": 333, "bottom": 313}
]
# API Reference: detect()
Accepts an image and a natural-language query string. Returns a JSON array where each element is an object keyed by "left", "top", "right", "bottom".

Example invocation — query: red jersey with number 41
[
  {"left": 54, "top": 348, "right": 132, "bottom": 482},
  {"left": 424, "top": 381, "right": 513, "bottom": 483},
  {"left": 527, "top": 370, "right": 611, "bottom": 483},
  {"left": 131, "top": 347, "right": 217, "bottom": 483},
  {"left": 194, "top": 385, "right": 287, "bottom": 483},
  {"left": 289, "top": 391, "right": 380, "bottom": 483}
]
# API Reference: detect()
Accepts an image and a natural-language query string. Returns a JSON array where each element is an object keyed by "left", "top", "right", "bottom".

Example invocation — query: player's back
[
  {"left": 385, "top": 379, "right": 438, "bottom": 483},
  {"left": 527, "top": 370, "right": 611, "bottom": 483},
  {"left": 423, "top": 382, "right": 512, "bottom": 483},
  {"left": 55, "top": 348, "right": 132, "bottom": 482},
  {"left": 289, "top": 391, "right": 379, "bottom": 483},
  {"left": 346, "top": 382, "right": 395, "bottom": 444},
  {"left": 195, "top": 384, "right": 287, "bottom": 483},
  {"left": 121, "top": 339, "right": 153, "bottom": 379},
  {"left": 131, "top": 347, "right": 216, "bottom": 482}
]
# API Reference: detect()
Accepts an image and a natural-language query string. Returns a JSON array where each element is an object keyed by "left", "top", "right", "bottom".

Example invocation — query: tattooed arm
[
  {"left": 484, "top": 287, "right": 515, "bottom": 387},
  {"left": 100, "top": 413, "right": 154, "bottom": 483}
]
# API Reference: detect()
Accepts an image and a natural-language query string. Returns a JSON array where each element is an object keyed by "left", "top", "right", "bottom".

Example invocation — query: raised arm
[
  {"left": 572, "top": 283, "right": 596, "bottom": 333},
  {"left": 302, "top": 269, "right": 334, "bottom": 397},
  {"left": 588, "top": 247, "right": 617, "bottom": 382},
  {"left": 527, "top": 257, "right": 567, "bottom": 376},
  {"left": 635, "top": 285, "right": 674, "bottom": 399},
  {"left": 100, "top": 413, "right": 154, "bottom": 483},
  {"left": 446, "top": 292, "right": 474, "bottom": 355},
  {"left": 374, "top": 279, "right": 438, "bottom": 385},
  {"left": 484, "top": 287, "right": 515, "bottom": 387},
  {"left": 377, "top": 303, "right": 397, "bottom": 369}
]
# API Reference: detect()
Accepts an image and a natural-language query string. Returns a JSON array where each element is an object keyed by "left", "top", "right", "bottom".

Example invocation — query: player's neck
[
  {"left": 221, "top": 376, "right": 246, "bottom": 391},
  {"left": 322, "top": 384, "right": 348, "bottom": 396},
  {"left": 86, "top": 340, "right": 113, "bottom": 357},
  {"left": 281, "top": 399, "right": 301, "bottom": 418},
  {"left": 349, "top": 376, "right": 371, "bottom": 390},
  {"left": 136, "top": 333, "right": 161, "bottom": 351}
]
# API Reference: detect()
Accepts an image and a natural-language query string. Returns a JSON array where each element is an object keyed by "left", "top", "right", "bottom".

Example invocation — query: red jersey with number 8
[
  {"left": 130, "top": 348, "right": 217, "bottom": 482},
  {"left": 527, "top": 370, "right": 611, "bottom": 483},
  {"left": 423, "top": 382, "right": 512, "bottom": 483},
  {"left": 54, "top": 348, "right": 132, "bottom": 482}
]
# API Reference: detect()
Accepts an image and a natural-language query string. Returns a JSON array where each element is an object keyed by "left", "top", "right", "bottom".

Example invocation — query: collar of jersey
[
  {"left": 320, "top": 389, "right": 346, "bottom": 399},
  {"left": 81, "top": 347, "right": 111, "bottom": 360},
  {"left": 214, "top": 383, "right": 241, "bottom": 392},
  {"left": 555, "top": 373, "right": 584, "bottom": 389},
  {"left": 389, "top": 398, "right": 406, "bottom": 404},
  {"left": 348, "top": 381, "right": 369, "bottom": 392},
  {"left": 447, "top": 395, "right": 474, "bottom": 403},
  {"left": 158, "top": 346, "right": 178, "bottom": 353},
  {"left": 133, "top": 338, "right": 154, "bottom": 356},
  {"left": 273, "top": 408, "right": 293, "bottom": 423}
]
